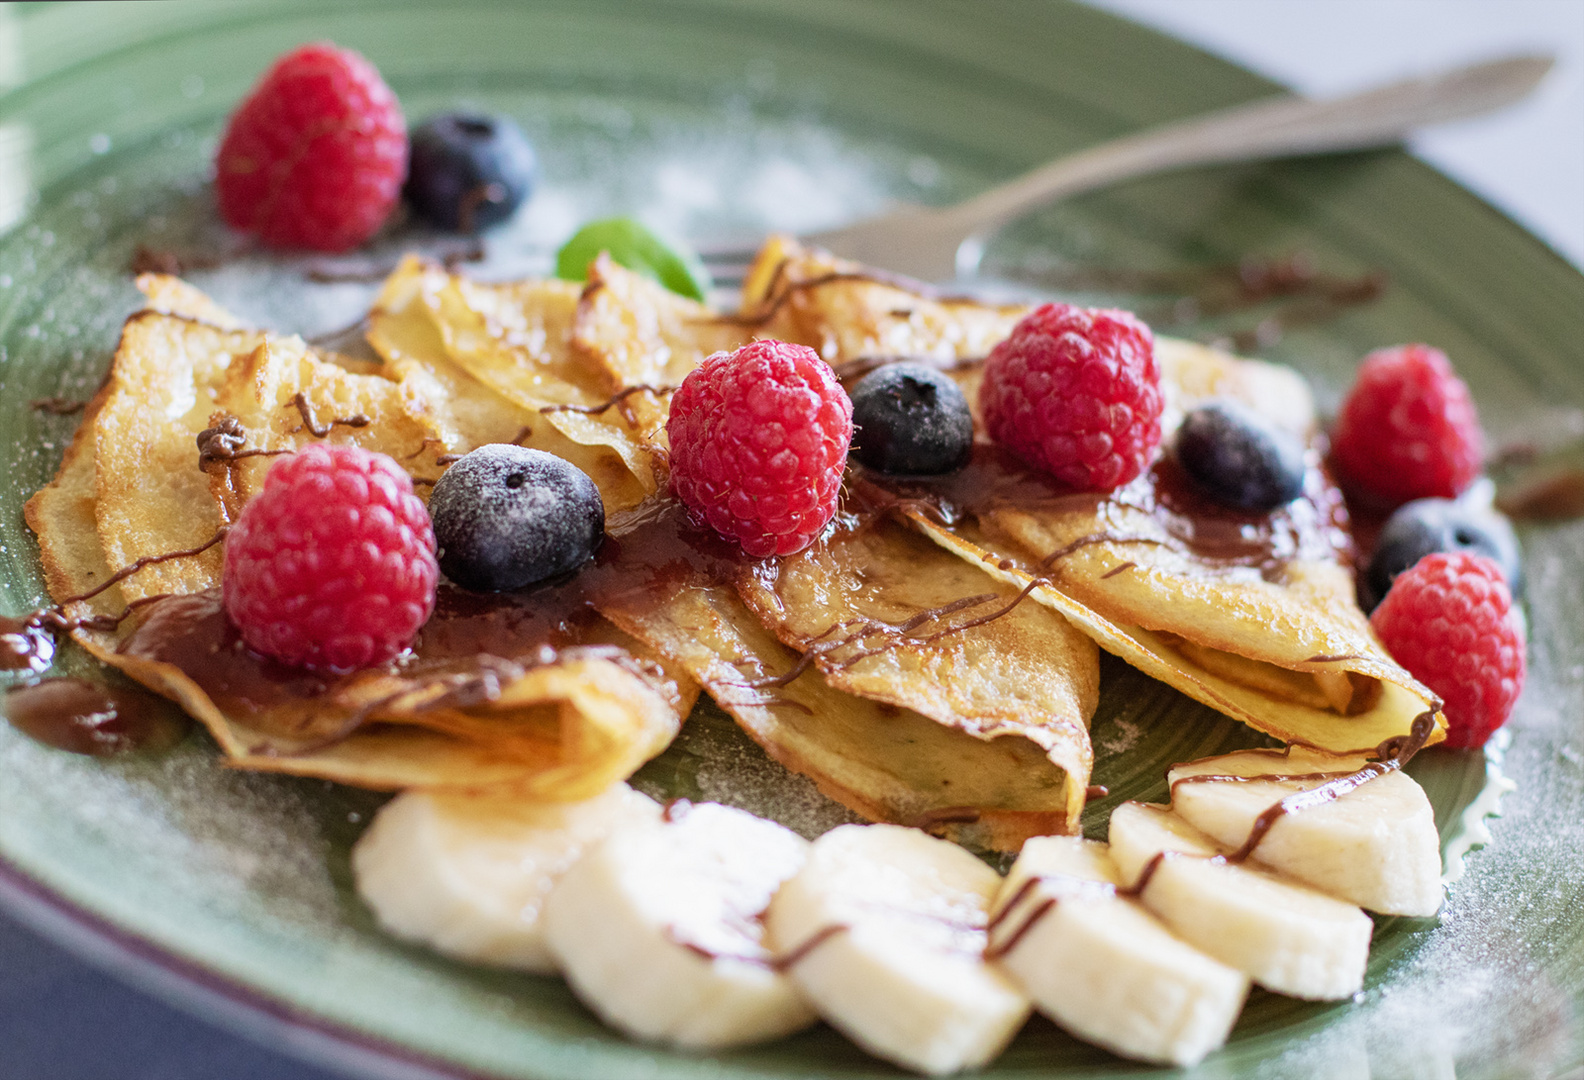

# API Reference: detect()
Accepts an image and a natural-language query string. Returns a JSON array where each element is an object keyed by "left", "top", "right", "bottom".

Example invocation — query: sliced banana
[
  {"left": 988, "top": 835, "right": 1248, "bottom": 1067},
  {"left": 542, "top": 800, "right": 816, "bottom": 1049},
  {"left": 1108, "top": 802, "right": 1373, "bottom": 1000},
  {"left": 765, "top": 823, "right": 1029, "bottom": 1076},
  {"left": 352, "top": 782, "right": 660, "bottom": 972},
  {"left": 1168, "top": 747, "right": 1443, "bottom": 916}
]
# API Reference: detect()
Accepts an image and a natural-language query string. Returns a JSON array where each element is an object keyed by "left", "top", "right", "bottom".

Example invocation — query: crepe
[
  {"left": 369, "top": 255, "right": 663, "bottom": 510},
  {"left": 28, "top": 236, "right": 1421, "bottom": 838},
  {"left": 741, "top": 238, "right": 1444, "bottom": 754},
  {"left": 23, "top": 276, "right": 693, "bottom": 797},
  {"left": 360, "top": 259, "right": 1100, "bottom": 845}
]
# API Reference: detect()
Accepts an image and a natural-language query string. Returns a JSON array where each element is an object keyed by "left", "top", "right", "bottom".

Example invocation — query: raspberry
[
  {"left": 1371, "top": 552, "right": 1525, "bottom": 749},
  {"left": 1331, "top": 344, "right": 1484, "bottom": 508},
  {"left": 667, "top": 339, "right": 853, "bottom": 557},
  {"left": 216, "top": 42, "right": 407, "bottom": 252},
  {"left": 980, "top": 303, "right": 1163, "bottom": 491},
  {"left": 222, "top": 444, "right": 438, "bottom": 671}
]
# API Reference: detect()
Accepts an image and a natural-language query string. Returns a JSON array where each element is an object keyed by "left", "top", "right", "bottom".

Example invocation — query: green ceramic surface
[{"left": 0, "top": 2, "right": 1581, "bottom": 1078}]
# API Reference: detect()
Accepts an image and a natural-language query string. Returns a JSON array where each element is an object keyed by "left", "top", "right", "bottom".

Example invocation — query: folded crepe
[
  {"left": 373, "top": 254, "right": 1101, "bottom": 845},
  {"left": 23, "top": 276, "right": 693, "bottom": 798},
  {"left": 740, "top": 237, "right": 1444, "bottom": 754}
]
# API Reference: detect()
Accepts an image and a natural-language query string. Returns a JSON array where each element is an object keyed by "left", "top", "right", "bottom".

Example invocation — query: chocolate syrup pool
[{"left": 4, "top": 678, "right": 187, "bottom": 756}]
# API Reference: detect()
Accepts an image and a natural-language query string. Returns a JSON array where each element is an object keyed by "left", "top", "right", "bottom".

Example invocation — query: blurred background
[
  {"left": 1092, "top": 0, "right": 1584, "bottom": 269},
  {"left": 1, "top": 1, "right": 1580, "bottom": 1078}
]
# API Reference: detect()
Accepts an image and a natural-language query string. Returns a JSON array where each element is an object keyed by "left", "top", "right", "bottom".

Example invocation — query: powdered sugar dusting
[
  {"left": 0, "top": 72, "right": 1575, "bottom": 1078},
  {"left": 0, "top": 726, "right": 348, "bottom": 935},
  {"left": 631, "top": 701, "right": 862, "bottom": 841},
  {"left": 186, "top": 105, "right": 919, "bottom": 339},
  {"left": 1095, "top": 715, "right": 1143, "bottom": 757}
]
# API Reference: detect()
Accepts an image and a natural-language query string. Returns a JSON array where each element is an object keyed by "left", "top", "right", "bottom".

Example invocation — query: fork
[{"left": 698, "top": 53, "right": 1553, "bottom": 286}]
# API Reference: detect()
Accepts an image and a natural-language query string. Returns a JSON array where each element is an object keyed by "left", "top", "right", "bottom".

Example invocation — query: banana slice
[
  {"left": 1168, "top": 747, "right": 1443, "bottom": 916},
  {"left": 542, "top": 800, "right": 816, "bottom": 1049},
  {"left": 765, "top": 823, "right": 1029, "bottom": 1076},
  {"left": 988, "top": 835, "right": 1248, "bottom": 1067},
  {"left": 1108, "top": 802, "right": 1373, "bottom": 1000},
  {"left": 352, "top": 782, "right": 660, "bottom": 972}
]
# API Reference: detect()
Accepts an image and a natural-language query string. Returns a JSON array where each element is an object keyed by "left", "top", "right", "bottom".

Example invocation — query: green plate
[{"left": 1, "top": 2, "right": 1581, "bottom": 1077}]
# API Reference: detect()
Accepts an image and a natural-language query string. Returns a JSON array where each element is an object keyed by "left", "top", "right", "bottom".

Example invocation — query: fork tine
[
  {"left": 695, "top": 240, "right": 762, "bottom": 263},
  {"left": 707, "top": 267, "right": 748, "bottom": 288},
  {"left": 697, "top": 242, "right": 755, "bottom": 289}
]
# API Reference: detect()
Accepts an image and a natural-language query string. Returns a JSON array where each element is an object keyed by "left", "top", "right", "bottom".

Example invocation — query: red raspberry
[
  {"left": 667, "top": 339, "right": 853, "bottom": 557},
  {"left": 1331, "top": 344, "right": 1484, "bottom": 508},
  {"left": 981, "top": 303, "right": 1163, "bottom": 491},
  {"left": 222, "top": 444, "right": 438, "bottom": 671},
  {"left": 216, "top": 43, "right": 407, "bottom": 252},
  {"left": 1371, "top": 552, "right": 1525, "bottom": 749}
]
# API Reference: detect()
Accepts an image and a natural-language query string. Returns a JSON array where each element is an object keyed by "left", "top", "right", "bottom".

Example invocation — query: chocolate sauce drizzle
[
  {"left": 278, "top": 648, "right": 653, "bottom": 759},
  {"left": 1171, "top": 708, "right": 1439, "bottom": 863},
  {"left": 0, "top": 522, "right": 228, "bottom": 751},
  {"left": 290, "top": 392, "right": 370, "bottom": 437},
  {"left": 1020, "top": 254, "right": 1386, "bottom": 353},
  {"left": 983, "top": 871, "right": 1121, "bottom": 961},
  {"left": 30, "top": 397, "right": 87, "bottom": 415},
  {"left": 858, "top": 441, "right": 1349, "bottom": 585},
  {"left": 736, "top": 483, "right": 1162, "bottom": 696},
  {"left": 434, "top": 426, "right": 534, "bottom": 467},
  {"left": 539, "top": 385, "right": 677, "bottom": 423},
  {"left": 984, "top": 898, "right": 1055, "bottom": 961},
  {"left": 773, "top": 900, "right": 988, "bottom": 970},
  {"left": 722, "top": 261, "right": 989, "bottom": 330},
  {"left": 665, "top": 926, "right": 775, "bottom": 967},
  {"left": 0, "top": 508, "right": 226, "bottom": 727},
  {"left": 196, "top": 415, "right": 290, "bottom": 472},
  {"left": 4, "top": 678, "right": 186, "bottom": 756},
  {"left": 0, "top": 592, "right": 179, "bottom": 680},
  {"left": 741, "top": 587, "right": 1017, "bottom": 691},
  {"left": 1121, "top": 852, "right": 1168, "bottom": 897},
  {"left": 907, "top": 806, "right": 987, "bottom": 830},
  {"left": 980, "top": 709, "right": 1439, "bottom": 959},
  {"left": 771, "top": 924, "right": 849, "bottom": 971},
  {"left": 128, "top": 245, "right": 224, "bottom": 277},
  {"left": 1496, "top": 468, "right": 1584, "bottom": 522}
]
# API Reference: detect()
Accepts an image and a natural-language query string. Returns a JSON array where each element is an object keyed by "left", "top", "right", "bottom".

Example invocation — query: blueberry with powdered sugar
[{"left": 429, "top": 445, "right": 604, "bottom": 592}]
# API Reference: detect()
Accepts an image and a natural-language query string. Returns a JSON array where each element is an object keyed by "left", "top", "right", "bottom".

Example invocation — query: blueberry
[
  {"left": 1361, "top": 497, "right": 1521, "bottom": 612},
  {"left": 849, "top": 364, "right": 973, "bottom": 475},
  {"left": 428, "top": 445, "right": 604, "bottom": 592},
  {"left": 1174, "top": 398, "right": 1307, "bottom": 512},
  {"left": 405, "top": 113, "right": 537, "bottom": 233}
]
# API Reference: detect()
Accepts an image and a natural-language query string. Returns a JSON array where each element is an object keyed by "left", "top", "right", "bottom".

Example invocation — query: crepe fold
[
  {"left": 742, "top": 237, "right": 1444, "bottom": 754},
  {"left": 376, "top": 255, "right": 1100, "bottom": 844},
  {"left": 23, "top": 276, "right": 692, "bottom": 796}
]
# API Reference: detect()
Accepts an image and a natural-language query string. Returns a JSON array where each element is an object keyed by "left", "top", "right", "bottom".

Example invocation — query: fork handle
[{"left": 941, "top": 54, "right": 1553, "bottom": 261}]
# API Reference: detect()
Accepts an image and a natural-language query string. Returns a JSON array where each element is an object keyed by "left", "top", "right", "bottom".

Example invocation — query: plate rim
[{"left": 0, "top": 850, "right": 494, "bottom": 1080}]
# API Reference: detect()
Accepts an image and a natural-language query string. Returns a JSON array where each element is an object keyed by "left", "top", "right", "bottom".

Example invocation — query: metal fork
[{"left": 698, "top": 53, "right": 1553, "bottom": 286}]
